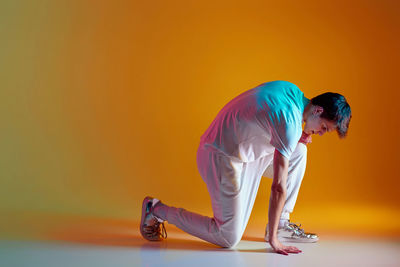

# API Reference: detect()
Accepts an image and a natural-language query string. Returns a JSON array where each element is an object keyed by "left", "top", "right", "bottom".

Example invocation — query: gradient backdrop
[{"left": 1, "top": 0, "right": 399, "bottom": 241}]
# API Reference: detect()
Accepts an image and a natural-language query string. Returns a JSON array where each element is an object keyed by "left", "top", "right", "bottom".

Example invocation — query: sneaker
[
  {"left": 140, "top": 196, "right": 167, "bottom": 241},
  {"left": 264, "top": 221, "right": 319, "bottom": 243}
]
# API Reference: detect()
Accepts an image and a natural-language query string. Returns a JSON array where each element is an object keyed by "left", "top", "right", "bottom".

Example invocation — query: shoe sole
[
  {"left": 280, "top": 236, "right": 319, "bottom": 243},
  {"left": 265, "top": 234, "right": 319, "bottom": 243},
  {"left": 140, "top": 196, "right": 152, "bottom": 240}
]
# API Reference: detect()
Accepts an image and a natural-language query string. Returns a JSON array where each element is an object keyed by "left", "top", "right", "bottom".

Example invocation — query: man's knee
[
  {"left": 297, "top": 142, "right": 308, "bottom": 153},
  {"left": 291, "top": 142, "right": 307, "bottom": 160},
  {"left": 218, "top": 229, "right": 242, "bottom": 248}
]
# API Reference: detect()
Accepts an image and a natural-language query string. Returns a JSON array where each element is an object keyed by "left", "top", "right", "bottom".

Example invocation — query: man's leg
[
  {"left": 263, "top": 143, "right": 318, "bottom": 242},
  {"left": 151, "top": 145, "right": 273, "bottom": 248},
  {"left": 282, "top": 142, "right": 308, "bottom": 220},
  {"left": 262, "top": 142, "right": 307, "bottom": 221}
]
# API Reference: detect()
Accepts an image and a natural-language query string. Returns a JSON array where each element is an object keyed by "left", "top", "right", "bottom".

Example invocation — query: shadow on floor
[{"left": 43, "top": 216, "right": 272, "bottom": 253}]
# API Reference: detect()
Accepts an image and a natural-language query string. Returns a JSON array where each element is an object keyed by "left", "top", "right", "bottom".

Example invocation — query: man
[{"left": 140, "top": 80, "right": 352, "bottom": 255}]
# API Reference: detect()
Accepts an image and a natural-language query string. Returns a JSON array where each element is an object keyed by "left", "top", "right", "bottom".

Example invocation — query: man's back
[{"left": 200, "top": 81, "right": 309, "bottom": 161}]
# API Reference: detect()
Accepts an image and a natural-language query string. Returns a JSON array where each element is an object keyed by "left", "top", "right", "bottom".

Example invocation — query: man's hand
[
  {"left": 299, "top": 131, "right": 312, "bottom": 145},
  {"left": 269, "top": 238, "right": 302, "bottom": 255}
]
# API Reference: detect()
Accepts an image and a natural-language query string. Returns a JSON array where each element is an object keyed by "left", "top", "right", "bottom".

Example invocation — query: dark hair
[{"left": 311, "top": 92, "right": 352, "bottom": 138}]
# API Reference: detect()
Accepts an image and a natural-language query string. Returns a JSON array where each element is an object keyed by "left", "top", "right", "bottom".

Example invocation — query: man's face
[{"left": 303, "top": 108, "right": 337, "bottom": 136}]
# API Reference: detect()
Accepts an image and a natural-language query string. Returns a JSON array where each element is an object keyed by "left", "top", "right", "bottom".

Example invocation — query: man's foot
[
  {"left": 140, "top": 196, "right": 167, "bottom": 241},
  {"left": 265, "top": 221, "right": 319, "bottom": 243}
]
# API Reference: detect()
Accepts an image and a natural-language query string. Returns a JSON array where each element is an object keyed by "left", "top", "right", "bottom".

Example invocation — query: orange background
[{"left": 1, "top": 0, "right": 399, "bottom": 240}]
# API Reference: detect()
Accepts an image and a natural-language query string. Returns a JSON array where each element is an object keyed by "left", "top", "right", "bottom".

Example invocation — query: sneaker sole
[
  {"left": 265, "top": 234, "right": 319, "bottom": 243},
  {"left": 140, "top": 196, "right": 152, "bottom": 241},
  {"left": 280, "top": 236, "right": 319, "bottom": 243}
]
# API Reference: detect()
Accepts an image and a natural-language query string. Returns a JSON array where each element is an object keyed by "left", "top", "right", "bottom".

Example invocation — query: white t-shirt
[{"left": 200, "top": 81, "right": 310, "bottom": 161}]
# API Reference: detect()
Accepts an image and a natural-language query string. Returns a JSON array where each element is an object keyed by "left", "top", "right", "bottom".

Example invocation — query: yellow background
[{"left": 1, "top": 0, "right": 399, "bottom": 240}]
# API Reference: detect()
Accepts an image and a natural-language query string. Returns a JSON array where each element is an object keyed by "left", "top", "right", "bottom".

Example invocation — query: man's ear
[{"left": 312, "top": 105, "right": 324, "bottom": 115}]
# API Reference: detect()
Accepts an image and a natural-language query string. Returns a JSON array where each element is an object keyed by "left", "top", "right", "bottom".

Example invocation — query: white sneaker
[{"left": 265, "top": 221, "right": 319, "bottom": 243}]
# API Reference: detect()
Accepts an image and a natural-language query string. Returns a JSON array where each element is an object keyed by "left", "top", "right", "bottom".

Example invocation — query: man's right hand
[
  {"left": 269, "top": 238, "right": 302, "bottom": 255},
  {"left": 299, "top": 131, "right": 312, "bottom": 145}
]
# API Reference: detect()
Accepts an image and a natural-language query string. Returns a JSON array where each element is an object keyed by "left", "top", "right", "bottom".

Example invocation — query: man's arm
[{"left": 268, "top": 149, "right": 302, "bottom": 255}]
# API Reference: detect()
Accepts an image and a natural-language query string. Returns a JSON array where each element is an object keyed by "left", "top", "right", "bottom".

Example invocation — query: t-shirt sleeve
[{"left": 268, "top": 110, "right": 302, "bottom": 159}]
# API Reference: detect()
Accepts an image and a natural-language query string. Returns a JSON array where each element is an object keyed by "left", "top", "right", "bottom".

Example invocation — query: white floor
[{"left": 1, "top": 237, "right": 399, "bottom": 267}]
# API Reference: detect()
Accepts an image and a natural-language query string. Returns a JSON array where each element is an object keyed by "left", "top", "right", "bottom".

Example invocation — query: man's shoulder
[
  {"left": 256, "top": 81, "right": 302, "bottom": 99},
  {"left": 259, "top": 80, "right": 299, "bottom": 88}
]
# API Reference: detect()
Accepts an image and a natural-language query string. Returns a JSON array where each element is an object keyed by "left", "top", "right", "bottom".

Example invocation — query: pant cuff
[{"left": 280, "top": 212, "right": 290, "bottom": 220}]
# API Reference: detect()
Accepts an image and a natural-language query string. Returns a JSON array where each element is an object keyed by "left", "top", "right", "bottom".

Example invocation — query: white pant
[{"left": 162, "top": 142, "right": 307, "bottom": 248}]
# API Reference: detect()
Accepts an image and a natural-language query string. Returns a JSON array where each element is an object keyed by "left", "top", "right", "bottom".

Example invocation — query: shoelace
[
  {"left": 288, "top": 222, "right": 305, "bottom": 236},
  {"left": 144, "top": 217, "right": 168, "bottom": 239},
  {"left": 158, "top": 221, "right": 167, "bottom": 239}
]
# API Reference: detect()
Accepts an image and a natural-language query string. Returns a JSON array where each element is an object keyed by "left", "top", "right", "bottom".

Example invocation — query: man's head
[{"left": 303, "top": 92, "right": 352, "bottom": 138}]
